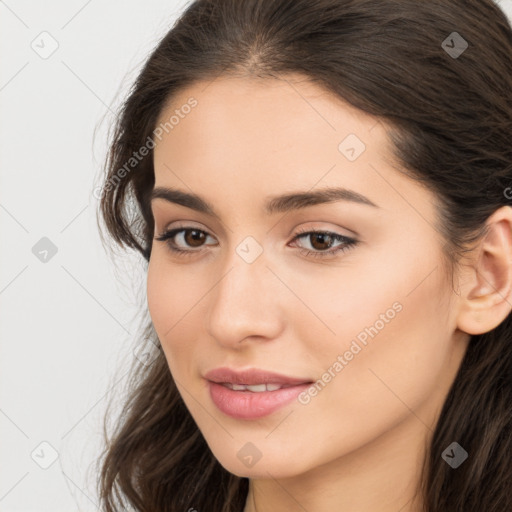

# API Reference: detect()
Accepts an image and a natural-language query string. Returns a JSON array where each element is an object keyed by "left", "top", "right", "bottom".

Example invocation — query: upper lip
[{"left": 204, "top": 367, "right": 313, "bottom": 386}]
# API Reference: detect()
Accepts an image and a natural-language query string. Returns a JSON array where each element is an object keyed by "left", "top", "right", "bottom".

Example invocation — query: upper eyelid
[
  {"left": 156, "top": 224, "right": 351, "bottom": 235},
  {"left": 156, "top": 218, "right": 357, "bottom": 236}
]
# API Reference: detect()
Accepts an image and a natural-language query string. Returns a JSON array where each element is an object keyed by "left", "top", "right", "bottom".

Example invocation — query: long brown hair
[{"left": 95, "top": 1, "right": 512, "bottom": 510}]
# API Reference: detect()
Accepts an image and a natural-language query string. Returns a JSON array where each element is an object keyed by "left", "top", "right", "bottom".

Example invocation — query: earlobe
[{"left": 456, "top": 206, "right": 512, "bottom": 336}]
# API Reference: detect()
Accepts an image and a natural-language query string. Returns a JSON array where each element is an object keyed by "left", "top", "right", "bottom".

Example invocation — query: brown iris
[
  {"left": 184, "top": 229, "right": 207, "bottom": 248},
  {"left": 307, "top": 232, "right": 333, "bottom": 251}
]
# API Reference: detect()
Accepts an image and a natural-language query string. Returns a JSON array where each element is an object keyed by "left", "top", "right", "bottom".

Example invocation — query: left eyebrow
[
  {"left": 150, "top": 185, "right": 380, "bottom": 219},
  {"left": 265, "top": 186, "right": 379, "bottom": 214}
]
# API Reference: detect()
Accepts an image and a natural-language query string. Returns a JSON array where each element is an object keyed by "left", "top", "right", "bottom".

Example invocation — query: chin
[{"left": 209, "top": 445, "right": 311, "bottom": 479}]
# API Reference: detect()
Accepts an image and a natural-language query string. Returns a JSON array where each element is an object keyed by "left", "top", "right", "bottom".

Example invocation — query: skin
[{"left": 146, "top": 73, "right": 512, "bottom": 512}]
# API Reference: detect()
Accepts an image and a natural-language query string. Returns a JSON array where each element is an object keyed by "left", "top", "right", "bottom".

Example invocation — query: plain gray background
[{"left": 1, "top": 1, "right": 511, "bottom": 510}]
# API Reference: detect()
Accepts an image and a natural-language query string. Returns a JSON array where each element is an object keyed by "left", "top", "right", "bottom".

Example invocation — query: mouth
[{"left": 204, "top": 367, "right": 314, "bottom": 420}]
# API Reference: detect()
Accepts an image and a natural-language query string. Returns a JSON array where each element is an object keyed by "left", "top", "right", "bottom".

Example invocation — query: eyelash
[{"left": 154, "top": 225, "right": 358, "bottom": 260}]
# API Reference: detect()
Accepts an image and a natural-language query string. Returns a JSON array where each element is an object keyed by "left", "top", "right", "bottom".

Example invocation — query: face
[{"left": 147, "top": 74, "right": 469, "bottom": 479}]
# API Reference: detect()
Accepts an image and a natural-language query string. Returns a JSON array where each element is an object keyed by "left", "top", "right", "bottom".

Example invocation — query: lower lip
[{"left": 208, "top": 381, "right": 311, "bottom": 419}]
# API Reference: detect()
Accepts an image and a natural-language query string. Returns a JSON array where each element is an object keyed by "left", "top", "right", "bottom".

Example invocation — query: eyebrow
[{"left": 150, "top": 185, "right": 379, "bottom": 218}]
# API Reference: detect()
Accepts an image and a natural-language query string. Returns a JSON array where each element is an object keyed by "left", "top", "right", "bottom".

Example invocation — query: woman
[{"left": 95, "top": 0, "right": 512, "bottom": 510}]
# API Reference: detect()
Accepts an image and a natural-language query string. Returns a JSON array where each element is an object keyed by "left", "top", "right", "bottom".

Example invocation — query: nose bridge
[{"left": 205, "top": 235, "right": 284, "bottom": 346}]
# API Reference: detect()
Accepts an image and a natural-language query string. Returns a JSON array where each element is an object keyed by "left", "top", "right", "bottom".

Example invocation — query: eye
[
  {"left": 289, "top": 228, "right": 358, "bottom": 259},
  {"left": 154, "top": 226, "right": 217, "bottom": 256}
]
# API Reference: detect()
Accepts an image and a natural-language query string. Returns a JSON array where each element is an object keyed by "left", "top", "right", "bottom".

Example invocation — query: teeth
[
  {"left": 246, "top": 384, "right": 267, "bottom": 392},
  {"left": 222, "top": 383, "right": 284, "bottom": 392}
]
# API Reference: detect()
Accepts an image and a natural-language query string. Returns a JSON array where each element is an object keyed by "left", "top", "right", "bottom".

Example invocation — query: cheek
[
  {"left": 294, "top": 247, "right": 453, "bottom": 438},
  {"left": 302, "top": 232, "right": 449, "bottom": 364},
  {"left": 147, "top": 257, "right": 173, "bottom": 331},
  {"left": 146, "top": 257, "right": 203, "bottom": 366}
]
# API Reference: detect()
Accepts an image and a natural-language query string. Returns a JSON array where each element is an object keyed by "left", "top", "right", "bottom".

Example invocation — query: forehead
[
  {"left": 150, "top": 74, "right": 436, "bottom": 226},
  {"left": 153, "top": 74, "right": 393, "bottom": 183},
  {"left": 155, "top": 73, "right": 383, "bottom": 148}
]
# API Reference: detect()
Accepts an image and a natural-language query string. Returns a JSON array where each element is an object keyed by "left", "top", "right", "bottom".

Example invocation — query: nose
[{"left": 205, "top": 244, "right": 286, "bottom": 349}]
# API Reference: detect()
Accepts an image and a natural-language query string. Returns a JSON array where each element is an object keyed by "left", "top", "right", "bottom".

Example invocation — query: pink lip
[
  {"left": 204, "top": 367, "right": 311, "bottom": 386},
  {"left": 204, "top": 367, "right": 313, "bottom": 420}
]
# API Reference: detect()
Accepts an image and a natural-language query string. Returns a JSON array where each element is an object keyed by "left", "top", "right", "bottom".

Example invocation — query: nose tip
[{"left": 205, "top": 256, "right": 285, "bottom": 349}]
